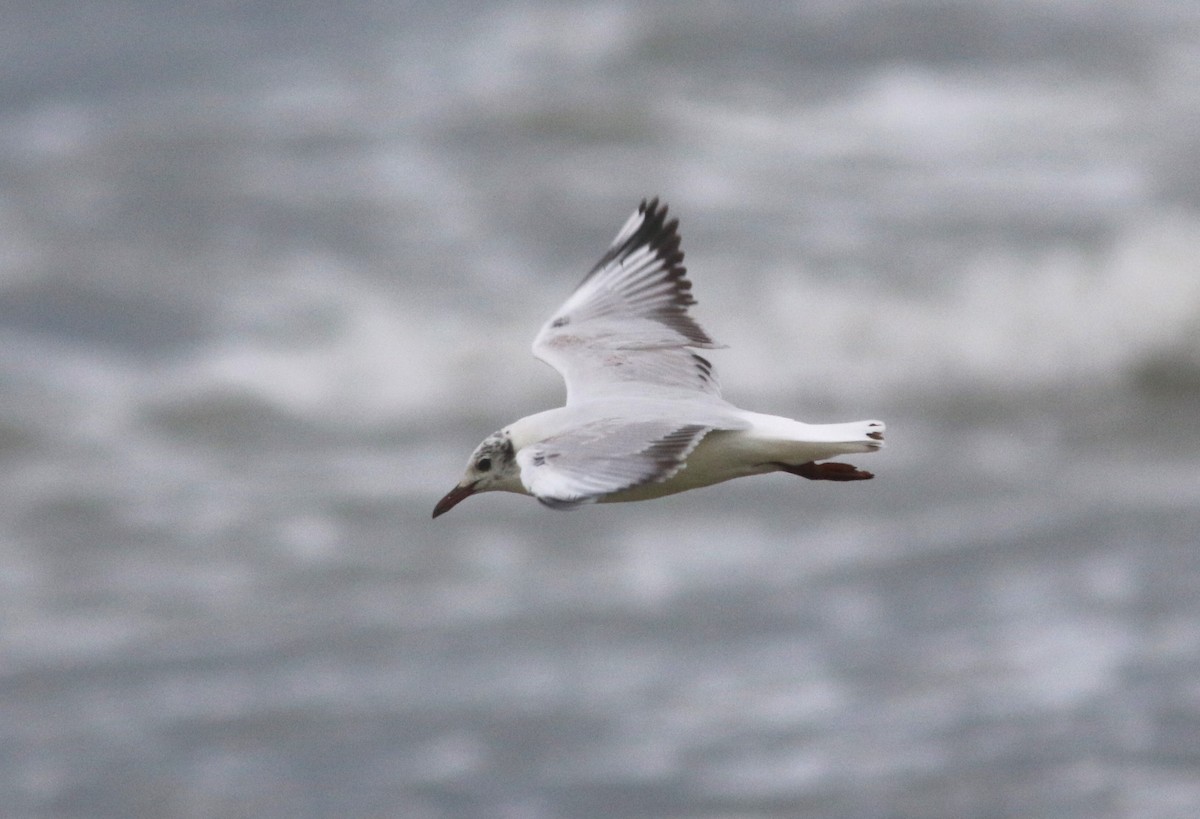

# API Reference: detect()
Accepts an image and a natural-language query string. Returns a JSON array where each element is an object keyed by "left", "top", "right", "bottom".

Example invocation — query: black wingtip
[
  {"left": 632, "top": 197, "right": 676, "bottom": 254},
  {"left": 587, "top": 196, "right": 682, "bottom": 277},
  {"left": 628, "top": 200, "right": 685, "bottom": 272},
  {"left": 571, "top": 196, "right": 718, "bottom": 349}
]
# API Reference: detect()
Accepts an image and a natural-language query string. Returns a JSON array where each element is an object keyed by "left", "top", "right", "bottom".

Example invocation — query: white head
[{"left": 432, "top": 430, "right": 520, "bottom": 518}]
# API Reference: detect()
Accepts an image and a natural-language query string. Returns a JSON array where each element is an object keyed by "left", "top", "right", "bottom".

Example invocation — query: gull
[{"left": 433, "top": 198, "right": 884, "bottom": 518}]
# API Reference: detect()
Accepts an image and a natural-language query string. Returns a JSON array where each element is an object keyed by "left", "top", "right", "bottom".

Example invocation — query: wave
[
  {"left": 715, "top": 214, "right": 1200, "bottom": 407},
  {"left": 112, "top": 213, "right": 1195, "bottom": 435}
]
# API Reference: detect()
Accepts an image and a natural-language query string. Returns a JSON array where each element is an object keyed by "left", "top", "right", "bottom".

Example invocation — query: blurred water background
[{"left": 4, "top": 2, "right": 1200, "bottom": 817}]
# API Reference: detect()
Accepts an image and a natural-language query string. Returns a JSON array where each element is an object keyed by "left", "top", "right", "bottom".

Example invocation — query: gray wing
[
  {"left": 532, "top": 199, "right": 724, "bottom": 405},
  {"left": 516, "top": 420, "right": 711, "bottom": 509}
]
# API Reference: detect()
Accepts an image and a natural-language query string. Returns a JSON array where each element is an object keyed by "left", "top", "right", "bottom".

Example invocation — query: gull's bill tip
[{"left": 432, "top": 481, "right": 476, "bottom": 519}]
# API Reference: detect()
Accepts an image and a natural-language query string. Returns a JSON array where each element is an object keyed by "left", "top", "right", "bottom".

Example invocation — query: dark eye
[{"left": 476, "top": 457, "right": 492, "bottom": 472}]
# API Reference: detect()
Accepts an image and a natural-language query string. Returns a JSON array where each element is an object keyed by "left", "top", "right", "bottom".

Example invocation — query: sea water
[{"left": 3, "top": 2, "right": 1200, "bottom": 817}]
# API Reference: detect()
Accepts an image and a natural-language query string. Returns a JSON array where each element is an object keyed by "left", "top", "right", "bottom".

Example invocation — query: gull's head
[{"left": 432, "top": 430, "right": 519, "bottom": 518}]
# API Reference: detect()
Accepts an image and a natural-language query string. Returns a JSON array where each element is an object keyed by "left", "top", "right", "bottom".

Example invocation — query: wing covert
[{"left": 516, "top": 421, "right": 710, "bottom": 508}]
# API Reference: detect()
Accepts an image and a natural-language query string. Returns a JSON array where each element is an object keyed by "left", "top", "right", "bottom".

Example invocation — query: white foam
[
  {"left": 715, "top": 214, "right": 1200, "bottom": 404},
  {"left": 165, "top": 211, "right": 1200, "bottom": 429},
  {"left": 179, "top": 255, "right": 497, "bottom": 425}
]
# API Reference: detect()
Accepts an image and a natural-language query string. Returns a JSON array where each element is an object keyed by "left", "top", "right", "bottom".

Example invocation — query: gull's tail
[
  {"left": 729, "top": 412, "right": 885, "bottom": 467},
  {"left": 806, "top": 419, "right": 885, "bottom": 452},
  {"left": 778, "top": 418, "right": 884, "bottom": 481}
]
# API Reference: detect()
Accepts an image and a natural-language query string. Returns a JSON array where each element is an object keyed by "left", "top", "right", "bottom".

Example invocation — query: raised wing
[
  {"left": 516, "top": 421, "right": 710, "bottom": 509},
  {"left": 532, "top": 198, "right": 724, "bottom": 405}
]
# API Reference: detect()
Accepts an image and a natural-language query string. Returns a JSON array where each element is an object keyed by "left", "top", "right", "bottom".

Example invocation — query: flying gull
[{"left": 433, "top": 198, "right": 883, "bottom": 517}]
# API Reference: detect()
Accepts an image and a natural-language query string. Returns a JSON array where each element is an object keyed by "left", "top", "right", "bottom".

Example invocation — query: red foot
[{"left": 781, "top": 461, "right": 874, "bottom": 481}]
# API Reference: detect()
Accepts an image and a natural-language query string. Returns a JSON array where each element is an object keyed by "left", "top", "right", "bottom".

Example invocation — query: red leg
[{"left": 780, "top": 461, "right": 874, "bottom": 481}]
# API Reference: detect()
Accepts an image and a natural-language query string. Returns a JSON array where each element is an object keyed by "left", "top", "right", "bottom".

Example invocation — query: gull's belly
[
  {"left": 599, "top": 430, "right": 766, "bottom": 502},
  {"left": 598, "top": 417, "right": 881, "bottom": 504}
]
